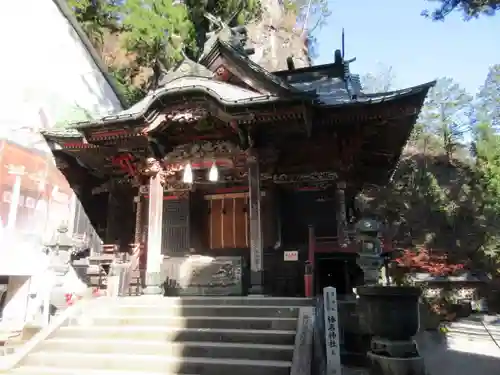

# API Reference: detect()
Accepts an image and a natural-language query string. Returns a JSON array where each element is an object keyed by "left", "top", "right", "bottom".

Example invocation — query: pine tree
[
  {"left": 67, "top": 0, "right": 122, "bottom": 47},
  {"left": 68, "top": 0, "right": 266, "bottom": 106},
  {"left": 120, "top": 0, "right": 196, "bottom": 90},
  {"left": 476, "top": 64, "right": 500, "bottom": 130},
  {"left": 418, "top": 77, "right": 472, "bottom": 163},
  {"left": 422, "top": 0, "right": 499, "bottom": 20}
]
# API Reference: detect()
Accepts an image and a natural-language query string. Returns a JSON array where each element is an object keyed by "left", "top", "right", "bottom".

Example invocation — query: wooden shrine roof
[
  {"left": 42, "top": 77, "right": 434, "bottom": 134},
  {"left": 40, "top": 29, "right": 435, "bottom": 190},
  {"left": 41, "top": 79, "right": 433, "bottom": 189}
]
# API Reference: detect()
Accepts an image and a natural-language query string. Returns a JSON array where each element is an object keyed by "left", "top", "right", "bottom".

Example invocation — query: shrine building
[{"left": 41, "top": 24, "right": 434, "bottom": 297}]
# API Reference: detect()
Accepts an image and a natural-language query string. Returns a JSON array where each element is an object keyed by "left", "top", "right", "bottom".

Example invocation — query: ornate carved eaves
[
  {"left": 261, "top": 171, "right": 338, "bottom": 184},
  {"left": 163, "top": 140, "right": 243, "bottom": 165}
]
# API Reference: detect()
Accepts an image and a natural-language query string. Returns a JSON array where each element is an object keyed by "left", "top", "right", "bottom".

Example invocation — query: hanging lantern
[
  {"left": 182, "top": 163, "right": 193, "bottom": 184},
  {"left": 208, "top": 162, "right": 219, "bottom": 182}
]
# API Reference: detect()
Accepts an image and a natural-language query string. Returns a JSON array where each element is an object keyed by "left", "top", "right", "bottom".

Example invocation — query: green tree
[
  {"left": 67, "top": 0, "right": 122, "bottom": 47},
  {"left": 418, "top": 78, "right": 472, "bottom": 163},
  {"left": 422, "top": 0, "right": 499, "bottom": 20},
  {"left": 471, "top": 66, "right": 500, "bottom": 261},
  {"left": 68, "top": 0, "right": 265, "bottom": 106},
  {"left": 476, "top": 64, "right": 500, "bottom": 130},
  {"left": 120, "top": 0, "right": 196, "bottom": 90},
  {"left": 184, "top": 0, "right": 262, "bottom": 52},
  {"left": 109, "top": 65, "right": 147, "bottom": 106},
  {"left": 471, "top": 122, "right": 500, "bottom": 259}
]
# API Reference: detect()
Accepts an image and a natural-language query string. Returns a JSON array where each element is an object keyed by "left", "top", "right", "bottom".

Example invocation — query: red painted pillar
[{"left": 305, "top": 225, "right": 316, "bottom": 297}]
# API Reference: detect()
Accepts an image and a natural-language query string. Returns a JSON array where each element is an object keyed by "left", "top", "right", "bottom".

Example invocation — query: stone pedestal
[
  {"left": 368, "top": 352, "right": 425, "bottom": 375},
  {"left": 249, "top": 270, "right": 264, "bottom": 295},
  {"left": 358, "top": 286, "right": 426, "bottom": 375},
  {"left": 143, "top": 271, "right": 163, "bottom": 295},
  {"left": 356, "top": 254, "right": 383, "bottom": 285}
]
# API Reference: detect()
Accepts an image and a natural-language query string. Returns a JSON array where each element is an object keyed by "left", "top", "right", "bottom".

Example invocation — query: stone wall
[{"left": 247, "top": 0, "right": 311, "bottom": 71}]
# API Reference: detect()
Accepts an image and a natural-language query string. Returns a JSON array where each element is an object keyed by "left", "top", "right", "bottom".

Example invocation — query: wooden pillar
[
  {"left": 305, "top": 225, "right": 315, "bottom": 297},
  {"left": 143, "top": 174, "right": 164, "bottom": 295},
  {"left": 336, "top": 181, "right": 348, "bottom": 247},
  {"left": 248, "top": 154, "right": 264, "bottom": 294},
  {"left": 105, "top": 189, "right": 116, "bottom": 243},
  {"left": 134, "top": 193, "right": 143, "bottom": 245}
]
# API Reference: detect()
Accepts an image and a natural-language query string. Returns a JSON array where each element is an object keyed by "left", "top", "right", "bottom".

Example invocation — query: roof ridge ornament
[
  {"left": 201, "top": 11, "right": 255, "bottom": 60},
  {"left": 333, "top": 49, "right": 361, "bottom": 99},
  {"left": 156, "top": 49, "right": 214, "bottom": 87}
]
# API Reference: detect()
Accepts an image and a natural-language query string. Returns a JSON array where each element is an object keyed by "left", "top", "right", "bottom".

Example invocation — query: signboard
[
  {"left": 284, "top": 250, "right": 299, "bottom": 261},
  {"left": 323, "top": 286, "right": 341, "bottom": 375}
]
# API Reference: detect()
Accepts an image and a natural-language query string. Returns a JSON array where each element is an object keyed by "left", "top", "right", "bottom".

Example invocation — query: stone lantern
[
  {"left": 353, "top": 218, "right": 425, "bottom": 375},
  {"left": 354, "top": 218, "right": 384, "bottom": 285},
  {"left": 44, "top": 224, "right": 76, "bottom": 273}
]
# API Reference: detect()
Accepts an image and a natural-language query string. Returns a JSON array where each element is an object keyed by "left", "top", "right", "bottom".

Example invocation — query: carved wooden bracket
[
  {"left": 112, "top": 153, "right": 137, "bottom": 178},
  {"left": 136, "top": 157, "right": 167, "bottom": 186}
]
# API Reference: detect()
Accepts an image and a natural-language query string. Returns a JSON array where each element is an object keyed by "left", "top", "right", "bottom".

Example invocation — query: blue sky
[{"left": 312, "top": 0, "right": 500, "bottom": 94}]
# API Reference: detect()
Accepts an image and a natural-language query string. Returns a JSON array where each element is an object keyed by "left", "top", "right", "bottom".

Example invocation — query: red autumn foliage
[
  {"left": 394, "top": 248, "right": 465, "bottom": 276},
  {"left": 65, "top": 288, "right": 102, "bottom": 307}
]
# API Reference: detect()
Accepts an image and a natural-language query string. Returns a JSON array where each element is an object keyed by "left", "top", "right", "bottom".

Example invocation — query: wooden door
[{"left": 207, "top": 194, "right": 249, "bottom": 249}]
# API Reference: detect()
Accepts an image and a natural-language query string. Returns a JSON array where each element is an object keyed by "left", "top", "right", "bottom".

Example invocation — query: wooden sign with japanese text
[{"left": 323, "top": 286, "right": 342, "bottom": 375}]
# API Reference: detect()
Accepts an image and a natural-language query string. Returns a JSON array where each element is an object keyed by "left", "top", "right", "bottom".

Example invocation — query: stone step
[
  {"left": 89, "top": 315, "right": 298, "bottom": 330},
  {"left": 109, "top": 304, "right": 300, "bottom": 319},
  {"left": 56, "top": 326, "right": 296, "bottom": 345},
  {"left": 22, "top": 352, "right": 291, "bottom": 375},
  {"left": 116, "top": 296, "right": 313, "bottom": 307},
  {"left": 10, "top": 367, "right": 195, "bottom": 375},
  {"left": 39, "top": 338, "right": 294, "bottom": 361}
]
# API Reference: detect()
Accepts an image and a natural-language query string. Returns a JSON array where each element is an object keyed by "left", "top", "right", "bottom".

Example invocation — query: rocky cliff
[
  {"left": 246, "top": 0, "right": 311, "bottom": 71},
  {"left": 98, "top": 0, "right": 311, "bottom": 95}
]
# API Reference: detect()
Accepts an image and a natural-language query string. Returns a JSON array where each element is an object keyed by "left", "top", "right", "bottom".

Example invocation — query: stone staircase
[{"left": 6, "top": 296, "right": 313, "bottom": 375}]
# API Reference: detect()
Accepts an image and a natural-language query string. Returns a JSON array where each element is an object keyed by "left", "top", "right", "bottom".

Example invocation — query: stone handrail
[
  {"left": 108, "top": 243, "right": 142, "bottom": 297},
  {"left": 0, "top": 296, "right": 103, "bottom": 372},
  {"left": 123, "top": 243, "right": 142, "bottom": 294},
  {"left": 312, "top": 295, "right": 327, "bottom": 375},
  {"left": 290, "top": 306, "right": 314, "bottom": 375}
]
